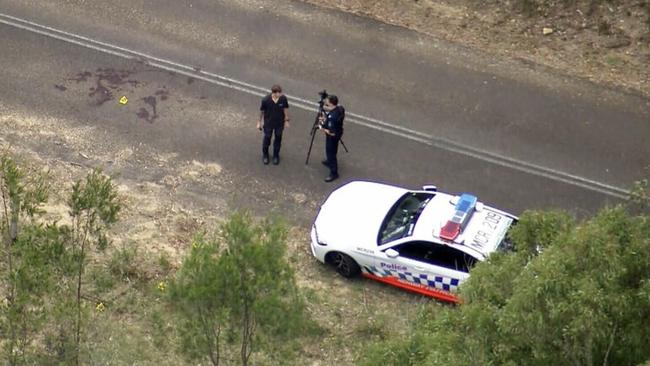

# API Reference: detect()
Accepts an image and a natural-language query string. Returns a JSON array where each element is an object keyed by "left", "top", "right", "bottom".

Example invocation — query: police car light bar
[{"left": 440, "top": 193, "right": 477, "bottom": 241}]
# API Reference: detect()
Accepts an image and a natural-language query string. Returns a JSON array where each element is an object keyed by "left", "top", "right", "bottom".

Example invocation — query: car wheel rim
[{"left": 335, "top": 254, "right": 350, "bottom": 276}]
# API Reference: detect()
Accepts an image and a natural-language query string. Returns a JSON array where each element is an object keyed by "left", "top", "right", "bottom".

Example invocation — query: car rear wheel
[{"left": 327, "top": 252, "right": 361, "bottom": 278}]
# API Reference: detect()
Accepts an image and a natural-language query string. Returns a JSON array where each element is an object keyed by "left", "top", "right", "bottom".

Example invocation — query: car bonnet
[{"left": 314, "top": 181, "right": 408, "bottom": 246}]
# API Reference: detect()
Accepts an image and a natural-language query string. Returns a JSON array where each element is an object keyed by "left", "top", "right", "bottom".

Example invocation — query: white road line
[{"left": 0, "top": 13, "right": 629, "bottom": 199}]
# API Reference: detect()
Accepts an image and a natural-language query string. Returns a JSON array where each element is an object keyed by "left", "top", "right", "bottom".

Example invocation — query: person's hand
[
  {"left": 284, "top": 119, "right": 290, "bottom": 128},
  {"left": 256, "top": 121, "right": 262, "bottom": 131}
]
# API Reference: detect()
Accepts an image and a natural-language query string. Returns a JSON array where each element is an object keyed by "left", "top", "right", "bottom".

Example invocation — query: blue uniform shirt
[{"left": 325, "top": 106, "right": 344, "bottom": 138}]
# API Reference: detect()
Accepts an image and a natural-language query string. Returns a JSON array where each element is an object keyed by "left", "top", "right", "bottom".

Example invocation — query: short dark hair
[
  {"left": 326, "top": 95, "right": 338, "bottom": 106},
  {"left": 271, "top": 84, "right": 282, "bottom": 93}
]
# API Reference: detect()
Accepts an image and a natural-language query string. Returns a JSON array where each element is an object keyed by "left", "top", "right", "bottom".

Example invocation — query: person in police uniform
[
  {"left": 318, "top": 94, "right": 344, "bottom": 182},
  {"left": 257, "top": 84, "right": 290, "bottom": 165}
]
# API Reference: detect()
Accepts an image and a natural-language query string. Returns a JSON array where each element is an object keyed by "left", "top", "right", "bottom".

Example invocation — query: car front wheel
[{"left": 327, "top": 252, "right": 361, "bottom": 278}]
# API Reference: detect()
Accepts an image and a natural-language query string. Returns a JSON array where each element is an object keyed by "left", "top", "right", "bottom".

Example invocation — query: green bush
[
  {"left": 109, "top": 244, "right": 140, "bottom": 281},
  {"left": 359, "top": 205, "right": 650, "bottom": 365}
]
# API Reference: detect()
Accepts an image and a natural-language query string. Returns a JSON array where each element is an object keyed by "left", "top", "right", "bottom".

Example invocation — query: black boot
[{"left": 324, "top": 174, "right": 339, "bottom": 182}]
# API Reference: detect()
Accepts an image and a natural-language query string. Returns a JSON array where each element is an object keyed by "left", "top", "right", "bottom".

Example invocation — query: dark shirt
[
  {"left": 260, "top": 94, "right": 289, "bottom": 128},
  {"left": 325, "top": 106, "right": 344, "bottom": 138}
]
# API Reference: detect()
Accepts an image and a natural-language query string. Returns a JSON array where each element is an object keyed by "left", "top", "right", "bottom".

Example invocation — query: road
[{"left": 1, "top": 0, "right": 649, "bottom": 224}]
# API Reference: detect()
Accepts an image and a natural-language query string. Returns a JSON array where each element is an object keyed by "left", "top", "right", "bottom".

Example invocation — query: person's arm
[
  {"left": 283, "top": 96, "right": 290, "bottom": 128},
  {"left": 257, "top": 111, "right": 265, "bottom": 130},
  {"left": 319, "top": 112, "right": 333, "bottom": 136},
  {"left": 321, "top": 109, "right": 340, "bottom": 136},
  {"left": 284, "top": 108, "right": 290, "bottom": 128},
  {"left": 321, "top": 125, "right": 335, "bottom": 136},
  {"left": 257, "top": 99, "right": 265, "bottom": 130}
]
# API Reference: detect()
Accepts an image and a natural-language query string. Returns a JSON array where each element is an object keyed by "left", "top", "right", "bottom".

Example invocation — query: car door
[{"left": 372, "top": 240, "right": 472, "bottom": 301}]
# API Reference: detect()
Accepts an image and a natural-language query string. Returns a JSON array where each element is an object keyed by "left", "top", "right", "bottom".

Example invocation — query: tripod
[{"left": 305, "top": 90, "right": 348, "bottom": 165}]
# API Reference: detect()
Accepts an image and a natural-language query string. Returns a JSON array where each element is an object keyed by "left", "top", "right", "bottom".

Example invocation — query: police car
[{"left": 310, "top": 181, "right": 517, "bottom": 303}]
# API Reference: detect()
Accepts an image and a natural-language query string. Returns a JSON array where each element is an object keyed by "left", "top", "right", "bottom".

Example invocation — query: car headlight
[{"left": 312, "top": 224, "right": 328, "bottom": 246}]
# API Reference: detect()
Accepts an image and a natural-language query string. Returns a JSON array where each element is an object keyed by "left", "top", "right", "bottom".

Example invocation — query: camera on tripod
[{"left": 305, "top": 89, "right": 348, "bottom": 165}]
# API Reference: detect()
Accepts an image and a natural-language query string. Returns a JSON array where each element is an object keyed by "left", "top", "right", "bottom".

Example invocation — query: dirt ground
[
  {"left": 303, "top": 0, "right": 650, "bottom": 98},
  {"left": 0, "top": 102, "right": 427, "bottom": 364}
]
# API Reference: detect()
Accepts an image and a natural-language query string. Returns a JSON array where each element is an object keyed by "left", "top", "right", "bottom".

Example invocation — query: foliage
[
  {"left": 629, "top": 177, "right": 649, "bottom": 214},
  {"left": 0, "top": 165, "right": 123, "bottom": 365},
  {"left": 109, "top": 243, "right": 141, "bottom": 282},
  {"left": 359, "top": 205, "right": 650, "bottom": 365},
  {"left": 64, "top": 168, "right": 121, "bottom": 365},
  {"left": 169, "top": 212, "right": 309, "bottom": 366},
  {"left": 0, "top": 155, "right": 51, "bottom": 365}
]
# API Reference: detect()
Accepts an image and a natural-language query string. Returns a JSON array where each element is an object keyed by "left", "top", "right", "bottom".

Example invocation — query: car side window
[{"left": 392, "top": 241, "right": 477, "bottom": 273}]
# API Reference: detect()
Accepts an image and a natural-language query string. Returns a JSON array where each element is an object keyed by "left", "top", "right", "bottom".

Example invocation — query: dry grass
[{"left": 0, "top": 103, "right": 440, "bottom": 365}]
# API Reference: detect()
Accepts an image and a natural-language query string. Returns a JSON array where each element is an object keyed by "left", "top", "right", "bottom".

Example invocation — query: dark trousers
[
  {"left": 325, "top": 136, "right": 340, "bottom": 176},
  {"left": 262, "top": 126, "right": 283, "bottom": 157}
]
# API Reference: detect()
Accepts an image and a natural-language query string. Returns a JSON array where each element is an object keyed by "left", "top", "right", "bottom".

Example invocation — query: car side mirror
[
  {"left": 385, "top": 248, "right": 399, "bottom": 258},
  {"left": 422, "top": 185, "right": 437, "bottom": 192},
  {"left": 450, "top": 196, "right": 459, "bottom": 205}
]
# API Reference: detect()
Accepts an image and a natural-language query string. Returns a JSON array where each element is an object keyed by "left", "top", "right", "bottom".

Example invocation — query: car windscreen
[{"left": 378, "top": 192, "right": 435, "bottom": 245}]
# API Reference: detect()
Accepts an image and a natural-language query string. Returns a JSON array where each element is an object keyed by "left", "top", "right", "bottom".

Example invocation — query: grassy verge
[{"left": 75, "top": 230, "right": 437, "bottom": 365}]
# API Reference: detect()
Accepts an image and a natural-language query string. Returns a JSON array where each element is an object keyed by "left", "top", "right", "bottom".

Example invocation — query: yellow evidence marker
[{"left": 119, "top": 96, "right": 128, "bottom": 105}]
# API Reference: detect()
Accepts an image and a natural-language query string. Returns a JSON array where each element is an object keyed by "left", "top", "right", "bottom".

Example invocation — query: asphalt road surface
[{"left": 1, "top": 0, "right": 649, "bottom": 223}]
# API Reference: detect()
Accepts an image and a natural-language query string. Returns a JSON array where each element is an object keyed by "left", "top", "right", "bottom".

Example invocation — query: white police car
[{"left": 310, "top": 181, "right": 517, "bottom": 303}]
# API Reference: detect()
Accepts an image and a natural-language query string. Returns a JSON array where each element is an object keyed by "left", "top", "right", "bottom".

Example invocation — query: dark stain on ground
[
  {"left": 155, "top": 89, "right": 169, "bottom": 101},
  {"left": 144, "top": 96, "right": 157, "bottom": 113},
  {"left": 136, "top": 107, "right": 154, "bottom": 123},
  {"left": 88, "top": 81, "right": 112, "bottom": 105},
  {"left": 137, "top": 96, "right": 159, "bottom": 123},
  {"left": 64, "top": 68, "right": 141, "bottom": 106},
  {"left": 187, "top": 77, "right": 195, "bottom": 84},
  {"left": 92, "top": 68, "right": 141, "bottom": 105},
  {"left": 69, "top": 71, "right": 92, "bottom": 83},
  {"left": 136, "top": 87, "right": 171, "bottom": 123},
  {"left": 61, "top": 67, "right": 177, "bottom": 122}
]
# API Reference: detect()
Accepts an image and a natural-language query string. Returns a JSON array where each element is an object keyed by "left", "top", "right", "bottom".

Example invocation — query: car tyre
[{"left": 327, "top": 252, "right": 361, "bottom": 278}]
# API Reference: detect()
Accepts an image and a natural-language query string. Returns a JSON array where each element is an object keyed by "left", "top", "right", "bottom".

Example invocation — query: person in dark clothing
[
  {"left": 318, "top": 95, "right": 344, "bottom": 182},
  {"left": 257, "top": 84, "right": 290, "bottom": 165}
]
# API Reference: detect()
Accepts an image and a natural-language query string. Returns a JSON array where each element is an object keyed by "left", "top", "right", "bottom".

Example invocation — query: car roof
[{"left": 380, "top": 190, "right": 491, "bottom": 260}]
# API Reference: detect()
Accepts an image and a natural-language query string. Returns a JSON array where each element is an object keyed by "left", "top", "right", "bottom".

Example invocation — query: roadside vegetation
[
  {"left": 306, "top": 0, "right": 650, "bottom": 97},
  {"left": 360, "top": 202, "right": 650, "bottom": 365},
  {"left": 168, "top": 213, "right": 313, "bottom": 366},
  {"left": 2, "top": 153, "right": 649, "bottom": 365},
  {"left": 0, "top": 153, "right": 422, "bottom": 365}
]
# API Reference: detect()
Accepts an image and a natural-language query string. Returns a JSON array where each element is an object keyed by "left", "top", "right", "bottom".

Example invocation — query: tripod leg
[
  {"left": 305, "top": 131, "right": 317, "bottom": 164},
  {"left": 340, "top": 139, "right": 349, "bottom": 153}
]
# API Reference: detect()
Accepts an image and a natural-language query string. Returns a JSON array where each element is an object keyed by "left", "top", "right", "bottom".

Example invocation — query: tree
[
  {"left": 169, "top": 231, "right": 227, "bottom": 365},
  {"left": 360, "top": 206, "right": 650, "bottom": 366},
  {"left": 0, "top": 155, "right": 50, "bottom": 365},
  {"left": 64, "top": 169, "right": 120, "bottom": 365},
  {"left": 169, "top": 212, "right": 308, "bottom": 366}
]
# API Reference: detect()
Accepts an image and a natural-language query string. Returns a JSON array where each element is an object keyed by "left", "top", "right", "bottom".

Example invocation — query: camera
[{"left": 305, "top": 89, "right": 347, "bottom": 163}]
